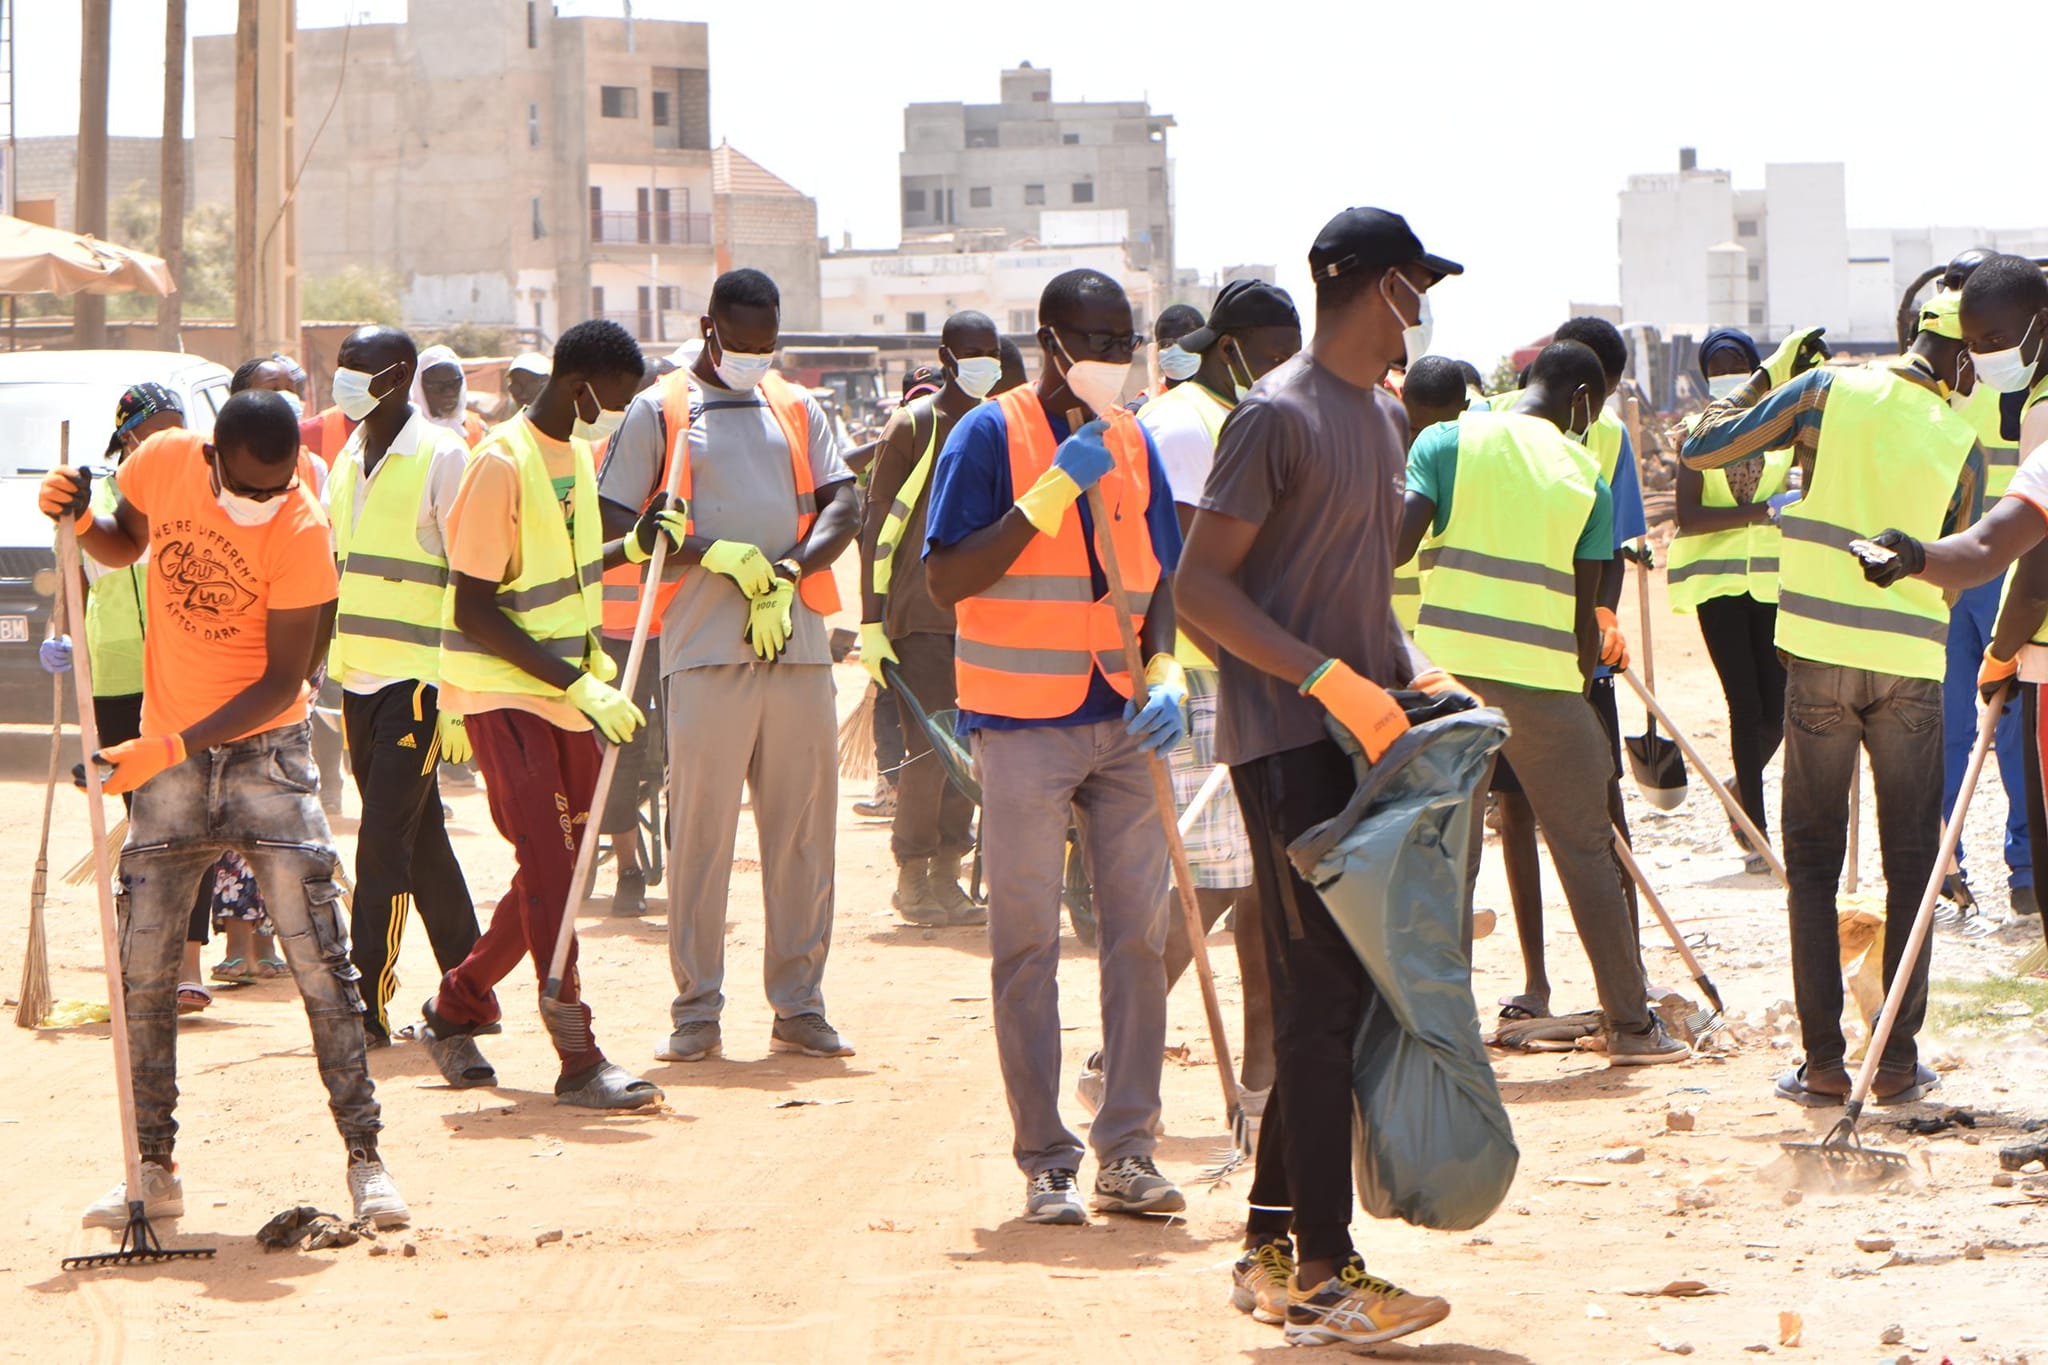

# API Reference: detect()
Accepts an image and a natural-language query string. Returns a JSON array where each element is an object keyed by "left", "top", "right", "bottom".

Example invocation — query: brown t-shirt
[
  {"left": 1201, "top": 353, "right": 1428, "bottom": 766},
  {"left": 866, "top": 396, "right": 960, "bottom": 639}
]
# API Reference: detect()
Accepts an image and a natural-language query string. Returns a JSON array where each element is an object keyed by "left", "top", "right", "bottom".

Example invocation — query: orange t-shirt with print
[{"left": 116, "top": 429, "right": 338, "bottom": 739}]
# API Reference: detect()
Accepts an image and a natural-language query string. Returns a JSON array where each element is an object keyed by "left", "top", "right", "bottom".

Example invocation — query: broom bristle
[
  {"left": 15, "top": 866, "right": 51, "bottom": 1030},
  {"left": 837, "top": 688, "right": 878, "bottom": 781},
  {"left": 2014, "top": 940, "right": 2048, "bottom": 977},
  {"left": 62, "top": 816, "right": 126, "bottom": 887}
]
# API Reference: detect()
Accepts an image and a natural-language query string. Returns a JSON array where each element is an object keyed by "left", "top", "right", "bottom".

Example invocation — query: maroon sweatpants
[{"left": 433, "top": 707, "right": 605, "bottom": 1074}]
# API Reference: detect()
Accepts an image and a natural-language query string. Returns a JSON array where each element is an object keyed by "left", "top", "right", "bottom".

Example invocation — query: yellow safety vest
[
  {"left": 1666, "top": 447, "right": 1793, "bottom": 612},
  {"left": 1957, "top": 381, "right": 2020, "bottom": 500},
  {"left": 1485, "top": 391, "right": 1624, "bottom": 483},
  {"left": 328, "top": 429, "right": 451, "bottom": 683},
  {"left": 83, "top": 476, "right": 146, "bottom": 698},
  {"left": 437, "top": 419, "right": 613, "bottom": 701},
  {"left": 1391, "top": 554, "right": 1421, "bottom": 632},
  {"left": 1775, "top": 365, "right": 1974, "bottom": 680},
  {"left": 872, "top": 399, "right": 941, "bottom": 600},
  {"left": 1413, "top": 411, "right": 1599, "bottom": 692},
  {"left": 2002, "top": 371, "right": 2048, "bottom": 647}
]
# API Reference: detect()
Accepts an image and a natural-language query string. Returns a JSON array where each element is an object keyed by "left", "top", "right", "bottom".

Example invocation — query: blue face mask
[{"left": 1157, "top": 344, "right": 1200, "bottom": 382}]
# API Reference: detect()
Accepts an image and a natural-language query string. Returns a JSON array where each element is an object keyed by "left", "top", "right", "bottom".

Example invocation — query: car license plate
[{"left": 0, "top": 616, "right": 26, "bottom": 644}]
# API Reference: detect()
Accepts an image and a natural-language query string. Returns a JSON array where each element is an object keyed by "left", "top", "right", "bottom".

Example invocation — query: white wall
[
  {"left": 1763, "top": 163, "right": 1850, "bottom": 341},
  {"left": 1619, "top": 170, "right": 1734, "bottom": 336},
  {"left": 820, "top": 242, "right": 1153, "bottom": 334}
]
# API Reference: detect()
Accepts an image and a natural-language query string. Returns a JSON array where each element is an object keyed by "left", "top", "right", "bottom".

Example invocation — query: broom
[
  {"left": 15, "top": 560, "right": 64, "bottom": 1030},
  {"left": 836, "top": 683, "right": 878, "bottom": 781},
  {"left": 63, "top": 817, "right": 127, "bottom": 887}
]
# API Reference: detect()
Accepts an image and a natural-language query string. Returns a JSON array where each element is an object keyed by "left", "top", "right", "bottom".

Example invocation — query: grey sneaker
[
  {"left": 81, "top": 1160, "right": 183, "bottom": 1229},
  {"left": 656, "top": 1019, "right": 722, "bottom": 1062},
  {"left": 1608, "top": 1018, "right": 1691, "bottom": 1066},
  {"left": 1092, "top": 1155, "right": 1185, "bottom": 1215},
  {"left": 347, "top": 1149, "right": 409, "bottom": 1228},
  {"left": 1024, "top": 1167, "right": 1086, "bottom": 1225},
  {"left": 1074, "top": 1049, "right": 1105, "bottom": 1116},
  {"left": 771, "top": 1012, "right": 855, "bottom": 1058}
]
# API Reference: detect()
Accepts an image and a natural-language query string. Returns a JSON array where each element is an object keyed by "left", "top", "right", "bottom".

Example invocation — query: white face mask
[
  {"left": 710, "top": 332, "right": 776, "bottom": 391},
  {"left": 1156, "top": 344, "right": 1200, "bottom": 382},
  {"left": 951, "top": 355, "right": 1002, "bottom": 400},
  {"left": 210, "top": 449, "right": 290, "bottom": 526},
  {"left": 1051, "top": 333, "right": 1132, "bottom": 417},
  {"left": 1380, "top": 271, "right": 1434, "bottom": 370},
  {"left": 571, "top": 383, "right": 625, "bottom": 444},
  {"left": 331, "top": 361, "right": 400, "bottom": 422},
  {"left": 1969, "top": 314, "right": 2042, "bottom": 394},
  {"left": 1707, "top": 374, "right": 1746, "bottom": 400},
  {"left": 1222, "top": 341, "right": 1256, "bottom": 402},
  {"left": 1568, "top": 390, "right": 1596, "bottom": 443}
]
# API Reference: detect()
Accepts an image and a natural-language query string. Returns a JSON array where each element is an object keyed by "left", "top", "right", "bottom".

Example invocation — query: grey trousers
[
  {"left": 665, "top": 663, "right": 837, "bottom": 1028},
  {"left": 975, "top": 719, "right": 1169, "bottom": 1175},
  {"left": 1473, "top": 677, "right": 1651, "bottom": 1032}
]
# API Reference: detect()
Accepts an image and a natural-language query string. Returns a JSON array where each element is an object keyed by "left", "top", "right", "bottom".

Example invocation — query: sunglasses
[{"left": 207, "top": 444, "right": 301, "bottom": 501}]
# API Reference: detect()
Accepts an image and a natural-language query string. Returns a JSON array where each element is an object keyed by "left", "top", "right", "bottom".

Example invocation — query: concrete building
[
  {"left": 192, "top": 3, "right": 723, "bottom": 345},
  {"left": 898, "top": 64, "right": 1176, "bottom": 304},
  {"left": 11, "top": 135, "right": 192, "bottom": 235},
  {"left": 712, "top": 141, "right": 820, "bottom": 329},
  {"left": 820, "top": 237, "right": 1158, "bottom": 340},
  {"left": 1619, "top": 147, "right": 2048, "bottom": 348}
]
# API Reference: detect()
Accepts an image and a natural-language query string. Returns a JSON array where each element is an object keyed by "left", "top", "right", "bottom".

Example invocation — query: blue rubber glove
[
  {"left": 1766, "top": 489, "right": 1803, "bottom": 524},
  {"left": 1052, "top": 419, "right": 1115, "bottom": 491},
  {"left": 39, "top": 635, "right": 73, "bottom": 674},
  {"left": 1124, "top": 654, "right": 1189, "bottom": 757}
]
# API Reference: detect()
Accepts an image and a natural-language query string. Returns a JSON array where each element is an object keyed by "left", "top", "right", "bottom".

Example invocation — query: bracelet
[{"left": 1299, "top": 658, "right": 1337, "bottom": 696}]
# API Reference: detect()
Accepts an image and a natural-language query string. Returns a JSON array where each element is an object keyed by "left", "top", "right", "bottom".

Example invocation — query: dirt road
[{"left": 3, "top": 570, "right": 2045, "bottom": 1364}]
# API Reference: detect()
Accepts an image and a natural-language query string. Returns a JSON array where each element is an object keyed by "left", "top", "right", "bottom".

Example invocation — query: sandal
[
  {"left": 211, "top": 957, "right": 258, "bottom": 985},
  {"left": 554, "top": 1060, "right": 663, "bottom": 1110},
  {"left": 1498, "top": 995, "right": 1551, "bottom": 1023},
  {"left": 1872, "top": 1063, "right": 1940, "bottom": 1107},
  {"left": 256, "top": 954, "right": 291, "bottom": 978},
  {"left": 419, "top": 999, "right": 498, "bottom": 1088},
  {"left": 1773, "top": 1064, "right": 1851, "bottom": 1107},
  {"left": 177, "top": 982, "right": 213, "bottom": 1014}
]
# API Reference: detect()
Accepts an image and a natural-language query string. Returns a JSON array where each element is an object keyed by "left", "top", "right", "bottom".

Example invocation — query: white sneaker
[
  {"left": 81, "top": 1161, "right": 184, "bottom": 1229},
  {"left": 348, "top": 1150, "right": 410, "bottom": 1228}
]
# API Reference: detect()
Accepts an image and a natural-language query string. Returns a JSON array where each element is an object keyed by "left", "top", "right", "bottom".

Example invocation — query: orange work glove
[
  {"left": 1594, "top": 606, "right": 1630, "bottom": 669},
  {"left": 39, "top": 467, "right": 94, "bottom": 528},
  {"left": 94, "top": 734, "right": 187, "bottom": 796},
  {"left": 1303, "top": 659, "right": 1410, "bottom": 762},
  {"left": 1411, "top": 668, "right": 1484, "bottom": 707},
  {"left": 1979, "top": 648, "right": 2020, "bottom": 706}
]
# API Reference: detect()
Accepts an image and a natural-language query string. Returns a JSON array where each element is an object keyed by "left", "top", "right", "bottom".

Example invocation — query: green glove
[
  {"left": 859, "top": 621, "right": 898, "bottom": 689},
  {"left": 1763, "top": 326, "right": 1830, "bottom": 388},
  {"left": 744, "top": 579, "right": 796, "bottom": 661},
  {"left": 435, "top": 709, "right": 471, "bottom": 765},
  {"left": 566, "top": 672, "right": 646, "bottom": 744},
  {"left": 702, "top": 539, "right": 775, "bottom": 598}
]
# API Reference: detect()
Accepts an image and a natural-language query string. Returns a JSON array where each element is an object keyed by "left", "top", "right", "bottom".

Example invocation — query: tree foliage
[{"left": 302, "top": 266, "right": 402, "bottom": 325}]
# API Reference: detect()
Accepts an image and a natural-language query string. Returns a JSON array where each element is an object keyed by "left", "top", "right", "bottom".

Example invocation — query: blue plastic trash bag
[{"left": 1288, "top": 707, "right": 1517, "bottom": 1231}]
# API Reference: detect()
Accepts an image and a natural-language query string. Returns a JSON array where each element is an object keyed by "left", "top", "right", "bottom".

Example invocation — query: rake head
[
  {"left": 1192, "top": 1104, "right": 1254, "bottom": 1187},
  {"left": 1781, "top": 1104, "right": 1913, "bottom": 1186},
  {"left": 63, "top": 1202, "right": 216, "bottom": 1271}
]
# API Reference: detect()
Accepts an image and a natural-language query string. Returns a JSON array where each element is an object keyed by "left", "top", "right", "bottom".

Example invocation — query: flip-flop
[
  {"left": 1498, "top": 995, "right": 1551, "bottom": 1023},
  {"left": 1773, "top": 1065, "right": 1851, "bottom": 1107},
  {"left": 256, "top": 954, "right": 291, "bottom": 978},
  {"left": 177, "top": 982, "right": 213, "bottom": 1014},
  {"left": 554, "top": 1061, "right": 663, "bottom": 1110},
  {"left": 210, "top": 957, "right": 257, "bottom": 985},
  {"left": 1872, "top": 1063, "right": 1940, "bottom": 1107}
]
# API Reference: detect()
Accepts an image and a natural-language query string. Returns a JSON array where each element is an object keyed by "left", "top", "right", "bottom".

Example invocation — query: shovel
[
  {"left": 1623, "top": 668, "right": 1788, "bottom": 887},
  {"left": 1623, "top": 547, "right": 1686, "bottom": 810}
]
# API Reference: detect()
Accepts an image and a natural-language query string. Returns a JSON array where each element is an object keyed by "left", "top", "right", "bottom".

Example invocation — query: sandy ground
[{"left": 3, "top": 566, "right": 2048, "bottom": 1365}]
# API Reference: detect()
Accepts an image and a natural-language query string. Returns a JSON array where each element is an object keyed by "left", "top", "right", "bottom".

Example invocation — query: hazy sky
[{"left": 17, "top": 0, "right": 2048, "bottom": 364}]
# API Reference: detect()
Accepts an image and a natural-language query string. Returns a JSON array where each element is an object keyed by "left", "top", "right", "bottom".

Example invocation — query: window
[
  {"left": 1062, "top": 132, "right": 1080, "bottom": 145},
  {"left": 903, "top": 187, "right": 927, "bottom": 214},
  {"left": 531, "top": 196, "right": 544, "bottom": 240},
  {"left": 526, "top": 0, "right": 537, "bottom": 48},
  {"left": 652, "top": 91, "right": 671, "bottom": 127},
  {"left": 1024, "top": 183, "right": 1046, "bottom": 206},
  {"left": 1748, "top": 305, "right": 1765, "bottom": 325},
  {"left": 1009, "top": 308, "right": 1036, "bottom": 333},
  {"left": 1071, "top": 181, "right": 1095, "bottom": 204},
  {"left": 1746, "top": 263, "right": 1760, "bottom": 282},
  {"left": 528, "top": 103, "right": 540, "bottom": 148},
  {"left": 659, "top": 285, "right": 681, "bottom": 311},
  {"left": 969, "top": 186, "right": 992, "bottom": 209},
  {"left": 592, "top": 286, "right": 605, "bottom": 317},
  {"left": 906, "top": 311, "right": 927, "bottom": 333},
  {"left": 1737, "top": 219, "right": 1759, "bottom": 238},
  {"left": 600, "top": 86, "right": 638, "bottom": 119}
]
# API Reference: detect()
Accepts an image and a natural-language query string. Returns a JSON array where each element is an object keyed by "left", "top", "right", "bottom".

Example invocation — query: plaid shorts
[{"left": 1169, "top": 667, "right": 1253, "bottom": 890}]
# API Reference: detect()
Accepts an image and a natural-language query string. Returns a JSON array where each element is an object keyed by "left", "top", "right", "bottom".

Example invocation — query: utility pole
[
  {"left": 157, "top": 0, "right": 187, "bottom": 348},
  {"left": 75, "top": 0, "right": 113, "bottom": 348},
  {"left": 233, "top": 0, "right": 297, "bottom": 361}
]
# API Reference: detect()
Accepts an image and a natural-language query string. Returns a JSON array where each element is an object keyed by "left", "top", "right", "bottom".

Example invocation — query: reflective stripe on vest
[
  {"left": 438, "top": 418, "right": 610, "bottom": 699},
  {"left": 954, "top": 389, "right": 1160, "bottom": 718},
  {"left": 1774, "top": 365, "right": 1972, "bottom": 680},
  {"left": 1391, "top": 555, "right": 1421, "bottom": 633},
  {"left": 1412, "top": 411, "right": 1598, "bottom": 693},
  {"left": 83, "top": 475, "right": 146, "bottom": 697},
  {"left": 1666, "top": 446, "right": 1792, "bottom": 611},
  {"left": 328, "top": 430, "right": 452, "bottom": 682},
  {"left": 872, "top": 399, "right": 940, "bottom": 599},
  {"left": 599, "top": 371, "right": 692, "bottom": 639}
]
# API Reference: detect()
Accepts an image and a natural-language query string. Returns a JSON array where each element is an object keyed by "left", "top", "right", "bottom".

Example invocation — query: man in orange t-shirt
[{"left": 39, "top": 391, "right": 408, "bottom": 1235}]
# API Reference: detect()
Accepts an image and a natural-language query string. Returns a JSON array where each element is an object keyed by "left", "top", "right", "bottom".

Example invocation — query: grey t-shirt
[
  {"left": 1201, "top": 353, "right": 1428, "bottom": 766},
  {"left": 598, "top": 374, "right": 850, "bottom": 675}
]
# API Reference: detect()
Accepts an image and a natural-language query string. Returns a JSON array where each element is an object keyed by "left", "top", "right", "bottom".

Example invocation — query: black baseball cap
[
  {"left": 1309, "top": 207, "right": 1462, "bottom": 284},
  {"left": 105, "top": 381, "right": 184, "bottom": 455},
  {"left": 1180, "top": 279, "right": 1301, "bottom": 353},
  {"left": 901, "top": 364, "right": 944, "bottom": 401}
]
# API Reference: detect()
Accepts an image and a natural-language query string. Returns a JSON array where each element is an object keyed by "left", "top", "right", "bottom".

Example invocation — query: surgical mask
[
  {"left": 710, "top": 332, "right": 776, "bottom": 392},
  {"left": 1051, "top": 334, "right": 1132, "bottom": 417},
  {"left": 571, "top": 384, "right": 625, "bottom": 444},
  {"left": 952, "top": 355, "right": 1002, "bottom": 400},
  {"left": 1568, "top": 392, "right": 1595, "bottom": 443},
  {"left": 1156, "top": 344, "right": 1200, "bottom": 382},
  {"left": 277, "top": 390, "right": 306, "bottom": 420},
  {"left": 1380, "top": 272, "right": 1434, "bottom": 370},
  {"left": 210, "top": 450, "right": 290, "bottom": 527},
  {"left": 1969, "top": 314, "right": 2042, "bottom": 394},
  {"left": 1222, "top": 342, "right": 1255, "bottom": 402},
  {"left": 1707, "top": 374, "right": 1746, "bottom": 400},
  {"left": 331, "top": 362, "right": 399, "bottom": 422}
]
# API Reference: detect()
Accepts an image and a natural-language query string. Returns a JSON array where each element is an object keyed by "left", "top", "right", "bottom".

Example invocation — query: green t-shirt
[{"left": 1405, "top": 418, "right": 1613, "bottom": 559}]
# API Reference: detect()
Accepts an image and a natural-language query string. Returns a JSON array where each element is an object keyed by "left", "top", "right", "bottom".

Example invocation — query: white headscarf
[{"left": 411, "top": 344, "right": 471, "bottom": 437}]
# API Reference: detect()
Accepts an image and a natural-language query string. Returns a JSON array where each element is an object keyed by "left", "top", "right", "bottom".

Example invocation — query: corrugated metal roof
[{"left": 712, "top": 141, "right": 805, "bottom": 198}]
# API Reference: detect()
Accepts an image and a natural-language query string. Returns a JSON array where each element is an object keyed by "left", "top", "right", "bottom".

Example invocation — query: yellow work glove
[
  {"left": 1762, "top": 326, "right": 1830, "bottom": 389},
  {"left": 701, "top": 540, "right": 775, "bottom": 598},
  {"left": 435, "top": 710, "right": 472, "bottom": 765},
  {"left": 566, "top": 672, "right": 645, "bottom": 744},
  {"left": 94, "top": 734, "right": 187, "bottom": 796},
  {"left": 1411, "top": 668, "right": 1484, "bottom": 707},
  {"left": 860, "top": 621, "right": 898, "bottom": 689},
  {"left": 625, "top": 494, "right": 689, "bottom": 565},
  {"left": 1594, "top": 606, "right": 1631, "bottom": 669},
  {"left": 38, "top": 466, "right": 94, "bottom": 529},
  {"left": 1303, "top": 659, "right": 1410, "bottom": 762},
  {"left": 745, "top": 579, "right": 797, "bottom": 662},
  {"left": 1980, "top": 648, "right": 2020, "bottom": 706},
  {"left": 1013, "top": 418, "right": 1116, "bottom": 536}
]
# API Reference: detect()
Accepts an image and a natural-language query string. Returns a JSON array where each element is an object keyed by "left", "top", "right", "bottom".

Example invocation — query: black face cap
[
  {"left": 1308, "top": 207, "right": 1462, "bottom": 285},
  {"left": 1179, "top": 279, "right": 1302, "bottom": 354},
  {"left": 105, "top": 381, "right": 184, "bottom": 455}
]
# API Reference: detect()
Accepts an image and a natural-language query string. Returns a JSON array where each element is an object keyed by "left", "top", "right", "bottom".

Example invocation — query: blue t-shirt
[{"left": 924, "top": 398, "right": 1184, "bottom": 733}]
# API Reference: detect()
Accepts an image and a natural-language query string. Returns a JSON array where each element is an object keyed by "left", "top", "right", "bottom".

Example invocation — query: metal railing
[
  {"left": 589, "top": 210, "right": 712, "bottom": 247},
  {"left": 595, "top": 309, "right": 701, "bottom": 344}
]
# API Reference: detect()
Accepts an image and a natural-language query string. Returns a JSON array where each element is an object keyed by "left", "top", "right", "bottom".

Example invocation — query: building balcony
[{"left": 589, "top": 210, "right": 713, "bottom": 248}]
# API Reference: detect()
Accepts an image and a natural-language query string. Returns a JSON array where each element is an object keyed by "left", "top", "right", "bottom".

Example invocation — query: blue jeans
[
  {"left": 119, "top": 722, "right": 381, "bottom": 1158},
  {"left": 1944, "top": 579, "right": 2031, "bottom": 888}
]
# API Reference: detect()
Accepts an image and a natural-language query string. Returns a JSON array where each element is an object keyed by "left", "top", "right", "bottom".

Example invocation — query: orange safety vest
[
  {"left": 954, "top": 389, "right": 1159, "bottom": 719},
  {"left": 310, "top": 405, "right": 354, "bottom": 468},
  {"left": 598, "top": 370, "right": 841, "bottom": 640}
]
